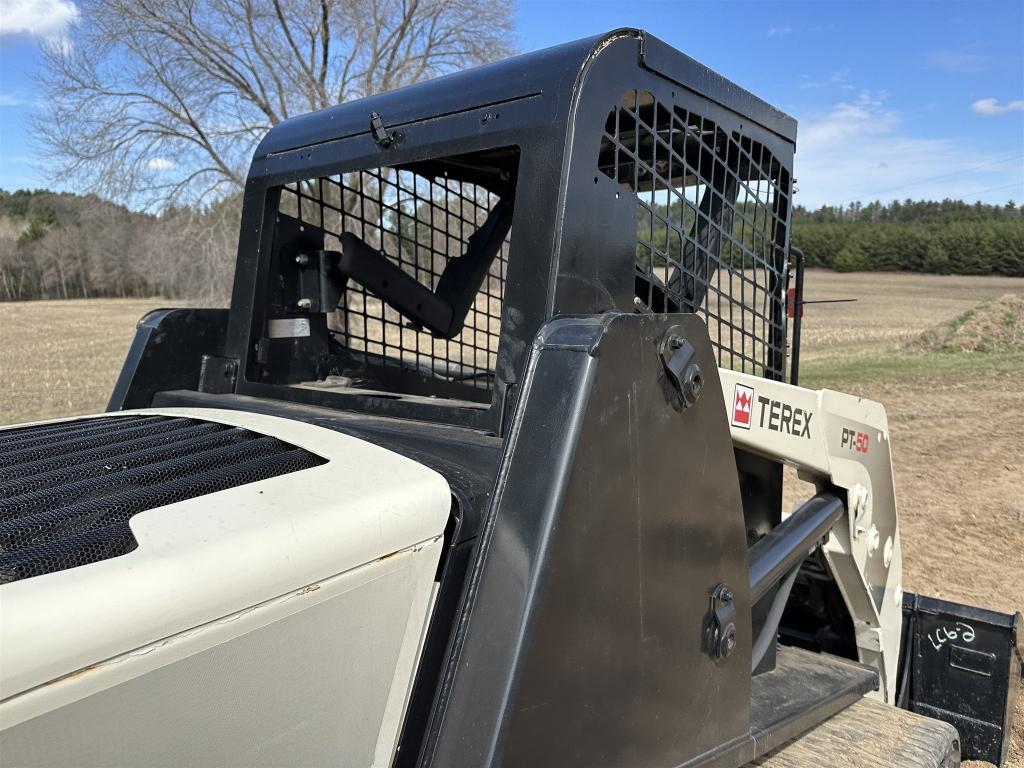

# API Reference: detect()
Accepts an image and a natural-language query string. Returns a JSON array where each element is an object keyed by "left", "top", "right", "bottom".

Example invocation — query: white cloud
[
  {"left": 0, "top": 0, "right": 79, "bottom": 48},
  {"left": 768, "top": 25, "right": 792, "bottom": 37},
  {"left": 799, "top": 68, "right": 854, "bottom": 91},
  {"left": 0, "top": 94, "right": 21, "bottom": 107},
  {"left": 145, "top": 158, "right": 176, "bottom": 172},
  {"left": 924, "top": 50, "right": 990, "bottom": 74},
  {"left": 794, "top": 92, "right": 1022, "bottom": 207},
  {"left": 971, "top": 98, "right": 1024, "bottom": 116}
]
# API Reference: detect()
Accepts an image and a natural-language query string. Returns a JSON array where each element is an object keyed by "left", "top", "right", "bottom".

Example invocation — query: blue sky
[{"left": 1, "top": 0, "right": 1022, "bottom": 208}]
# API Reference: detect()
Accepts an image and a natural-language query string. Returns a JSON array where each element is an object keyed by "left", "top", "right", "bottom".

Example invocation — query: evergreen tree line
[{"left": 791, "top": 199, "right": 1023, "bottom": 275}]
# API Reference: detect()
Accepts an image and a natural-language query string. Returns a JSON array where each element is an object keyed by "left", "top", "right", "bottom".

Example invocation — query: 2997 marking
[{"left": 928, "top": 622, "right": 976, "bottom": 651}]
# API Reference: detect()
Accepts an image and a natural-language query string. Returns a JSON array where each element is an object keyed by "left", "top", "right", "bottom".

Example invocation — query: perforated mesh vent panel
[
  {"left": 279, "top": 165, "right": 510, "bottom": 389},
  {"left": 599, "top": 90, "right": 792, "bottom": 379},
  {"left": 0, "top": 415, "right": 325, "bottom": 583}
]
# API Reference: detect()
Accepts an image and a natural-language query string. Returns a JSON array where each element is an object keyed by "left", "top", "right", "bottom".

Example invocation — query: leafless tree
[{"left": 35, "top": 0, "right": 514, "bottom": 206}]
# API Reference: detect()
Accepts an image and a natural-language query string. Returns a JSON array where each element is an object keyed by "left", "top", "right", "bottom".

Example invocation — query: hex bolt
[
  {"left": 297, "top": 298, "right": 313, "bottom": 311},
  {"left": 683, "top": 362, "right": 703, "bottom": 404},
  {"left": 720, "top": 624, "right": 737, "bottom": 658},
  {"left": 868, "top": 524, "right": 880, "bottom": 556}
]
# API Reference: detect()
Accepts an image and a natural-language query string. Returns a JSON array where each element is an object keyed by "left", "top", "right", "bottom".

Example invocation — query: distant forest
[
  {"left": 0, "top": 189, "right": 238, "bottom": 302},
  {"left": 792, "top": 199, "right": 1023, "bottom": 275},
  {"left": 1, "top": 189, "right": 1022, "bottom": 302}
]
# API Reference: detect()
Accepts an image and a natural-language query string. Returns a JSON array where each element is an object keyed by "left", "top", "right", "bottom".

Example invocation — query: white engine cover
[{"left": 0, "top": 408, "right": 450, "bottom": 767}]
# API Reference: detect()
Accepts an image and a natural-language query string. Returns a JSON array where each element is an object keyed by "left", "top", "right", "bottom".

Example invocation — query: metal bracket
[
  {"left": 659, "top": 332, "right": 703, "bottom": 409},
  {"left": 706, "top": 583, "right": 737, "bottom": 660},
  {"left": 198, "top": 355, "right": 238, "bottom": 394},
  {"left": 370, "top": 111, "right": 401, "bottom": 147}
]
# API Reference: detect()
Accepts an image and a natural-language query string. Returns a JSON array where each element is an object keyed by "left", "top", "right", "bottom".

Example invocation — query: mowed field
[{"left": 1, "top": 272, "right": 1022, "bottom": 765}]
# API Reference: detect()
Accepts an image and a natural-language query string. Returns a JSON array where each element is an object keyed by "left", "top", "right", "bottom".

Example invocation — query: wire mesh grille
[
  {"left": 0, "top": 415, "right": 326, "bottom": 583},
  {"left": 279, "top": 167, "right": 509, "bottom": 390},
  {"left": 599, "top": 90, "right": 791, "bottom": 379}
]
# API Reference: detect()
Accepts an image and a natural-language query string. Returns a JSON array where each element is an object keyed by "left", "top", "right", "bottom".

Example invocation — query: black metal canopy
[
  {"left": 253, "top": 31, "right": 796, "bottom": 160},
  {"left": 222, "top": 28, "right": 798, "bottom": 435}
]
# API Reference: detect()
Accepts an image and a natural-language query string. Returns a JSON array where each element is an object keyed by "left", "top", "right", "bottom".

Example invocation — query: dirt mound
[{"left": 911, "top": 293, "right": 1024, "bottom": 352}]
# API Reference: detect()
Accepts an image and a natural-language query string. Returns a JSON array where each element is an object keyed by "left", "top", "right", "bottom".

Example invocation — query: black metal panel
[
  {"left": 252, "top": 38, "right": 590, "bottom": 159},
  {"left": 0, "top": 415, "right": 324, "bottom": 582},
  {"left": 108, "top": 308, "right": 229, "bottom": 411},
  {"left": 422, "top": 312, "right": 753, "bottom": 767},
  {"left": 254, "top": 31, "right": 794, "bottom": 160},
  {"left": 639, "top": 35, "right": 798, "bottom": 144},
  {"left": 898, "top": 592, "right": 1023, "bottom": 765}
]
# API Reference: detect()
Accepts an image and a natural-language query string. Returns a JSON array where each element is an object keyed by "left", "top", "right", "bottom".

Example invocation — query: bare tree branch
[{"left": 34, "top": 0, "right": 514, "bottom": 206}]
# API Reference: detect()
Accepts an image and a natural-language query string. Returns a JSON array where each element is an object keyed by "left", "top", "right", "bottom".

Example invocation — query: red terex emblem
[{"left": 731, "top": 384, "right": 754, "bottom": 429}]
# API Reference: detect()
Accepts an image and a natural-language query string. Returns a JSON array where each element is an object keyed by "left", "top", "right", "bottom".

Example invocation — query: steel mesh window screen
[
  {"left": 278, "top": 164, "right": 511, "bottom": 391},
  {"left": 598, "top": 90, "right": 791, "bottom": 379}
]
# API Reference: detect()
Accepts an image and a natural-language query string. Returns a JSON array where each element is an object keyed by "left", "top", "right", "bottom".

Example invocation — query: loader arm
[{"left": 718, "top": 369, "right": 903, "bottom": 702}]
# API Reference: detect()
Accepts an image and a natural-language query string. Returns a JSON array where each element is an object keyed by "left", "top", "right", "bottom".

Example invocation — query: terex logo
[
  {"left": 756, "top": 396, "right": 813, "bottom": 439},
  {"left": 731, "top": 384, "right": 754, "bottom": 429}
]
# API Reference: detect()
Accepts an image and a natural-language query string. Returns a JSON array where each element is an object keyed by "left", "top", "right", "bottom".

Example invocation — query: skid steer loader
[{"left": 0, "top": 28, "right": 1019, "bottom": 768}]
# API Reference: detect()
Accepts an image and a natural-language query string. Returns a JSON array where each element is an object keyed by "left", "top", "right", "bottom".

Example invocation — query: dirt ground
[
  {"left": 786, "top": 272, "right": 1024, "bottom": 617},
  {"left": 1, "top": 272, "right": 1022, "bottom": 765},
  {"left": 790, "top": 271, "right": 1024, "bottom": 768}
]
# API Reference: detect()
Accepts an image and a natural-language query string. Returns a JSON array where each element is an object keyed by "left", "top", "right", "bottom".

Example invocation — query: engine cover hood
[{"left": 0, "top": 407, "right": 451, "bottom": 703}]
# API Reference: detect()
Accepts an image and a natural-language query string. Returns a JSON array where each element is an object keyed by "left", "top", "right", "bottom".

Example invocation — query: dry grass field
[
  {"left": 0, "top": 299, "right": 186, "bottom": 425},
  {"left": 1, "top": 271, "right": 1022, "bottom": 765}
]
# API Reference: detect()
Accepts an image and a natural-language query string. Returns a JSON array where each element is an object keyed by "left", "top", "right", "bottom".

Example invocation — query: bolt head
[
  {"left": 720, "top": 625, "right": 737, "bottom": 658},
  {"left": 868, "top": 524, "right": 880, "bottom": 554},
  {"left": 682, "top": 362, "right": 703, "bottom": 405}
]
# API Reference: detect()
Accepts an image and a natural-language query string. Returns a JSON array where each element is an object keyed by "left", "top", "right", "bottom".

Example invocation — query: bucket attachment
[{"left": 897, "top": 592, "right": 1023, "bottom": 765}]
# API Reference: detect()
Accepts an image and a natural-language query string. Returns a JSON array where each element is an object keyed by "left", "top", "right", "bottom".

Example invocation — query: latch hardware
[
  {"left": 659, "top": 332, "right": 703, "bottom": 409},
  {"left": 706, "top": 583, "right": 737, "bottom": 660}
]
